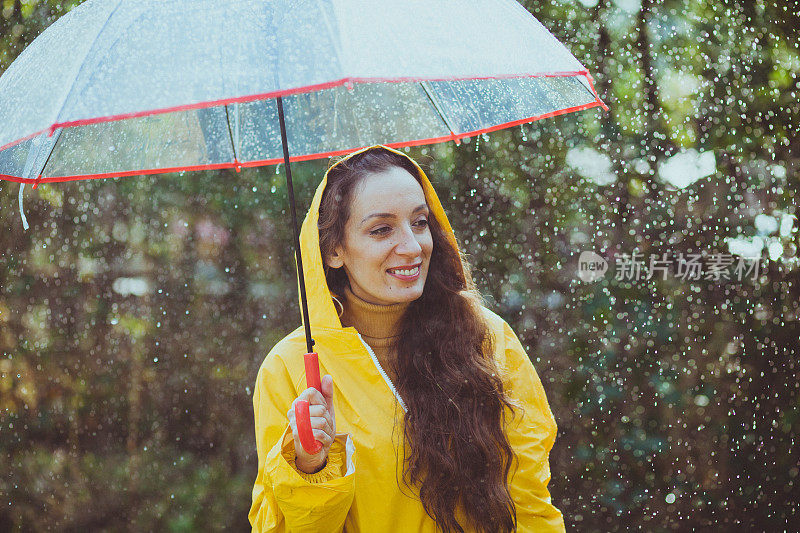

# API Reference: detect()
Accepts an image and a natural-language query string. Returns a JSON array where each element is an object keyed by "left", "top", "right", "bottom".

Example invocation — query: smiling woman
[{"left": 249, "top": 145, "right": 565, "bottom": 533}]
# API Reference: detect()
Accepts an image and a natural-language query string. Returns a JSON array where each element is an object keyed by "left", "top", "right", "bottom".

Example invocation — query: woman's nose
[{"left": 395, "top": 224, "right": 423, "bottom": 256}]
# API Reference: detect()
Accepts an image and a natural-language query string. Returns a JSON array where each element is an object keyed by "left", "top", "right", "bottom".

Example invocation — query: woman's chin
[{"left": 388, "top": 281, "right": 425, "bottom": 303}]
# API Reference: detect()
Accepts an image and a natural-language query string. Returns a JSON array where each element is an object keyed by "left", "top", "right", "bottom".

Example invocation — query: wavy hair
[{"left": 318, "top": 147, "right": 520, "bottom": 533}]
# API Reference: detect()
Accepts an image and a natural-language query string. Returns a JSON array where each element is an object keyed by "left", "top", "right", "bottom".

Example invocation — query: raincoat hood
[{"left": 298, "top": 144, "right": 462, "bottom": 331}]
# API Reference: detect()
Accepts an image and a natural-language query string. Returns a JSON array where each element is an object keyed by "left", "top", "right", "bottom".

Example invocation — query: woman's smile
[{"left": 387, "top": 262, "right": 422, "bottom": 281}]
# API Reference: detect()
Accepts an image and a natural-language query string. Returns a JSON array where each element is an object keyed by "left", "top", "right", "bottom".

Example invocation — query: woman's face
[{"left": 327, "top": 165, "right": 433, "bottom": 306}]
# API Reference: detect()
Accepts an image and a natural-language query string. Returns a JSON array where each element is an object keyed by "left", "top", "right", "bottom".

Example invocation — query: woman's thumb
[
  {"left": 321, "top": 374, "right": 334, "bottom": 408},
  {"left": 321, "top": 374, "right": 333, "bottom": 395}
]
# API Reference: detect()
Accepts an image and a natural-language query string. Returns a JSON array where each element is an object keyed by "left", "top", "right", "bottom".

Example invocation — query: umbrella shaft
[{"left": 277, "top": 96, "right": 314, "bottom": 354}]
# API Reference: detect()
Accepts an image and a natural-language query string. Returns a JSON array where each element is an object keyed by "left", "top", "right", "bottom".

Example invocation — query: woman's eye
[
  {"left": 370, "top": 219, "right": 427, "bottom": 236},
  {"left": 370, "top": 226, "right": 390, "bottom": 236}
]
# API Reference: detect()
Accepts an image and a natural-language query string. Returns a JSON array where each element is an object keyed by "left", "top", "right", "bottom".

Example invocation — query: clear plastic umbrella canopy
[
  {"left": 0, "top": 0, "right": 607, "bottom": 456},
  {"left": 0, "top": 0, "right": 605, "bottom": 186}
]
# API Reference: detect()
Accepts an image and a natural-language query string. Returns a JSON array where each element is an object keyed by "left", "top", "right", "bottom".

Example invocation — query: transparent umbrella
[{"left": 0, "top": 0, "right": 606, "bottom": 453}]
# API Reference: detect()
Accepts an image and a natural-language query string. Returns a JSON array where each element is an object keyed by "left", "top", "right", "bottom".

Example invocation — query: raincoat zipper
[{"left": 355, "top": 332, "right": 408, "bottom": 413}]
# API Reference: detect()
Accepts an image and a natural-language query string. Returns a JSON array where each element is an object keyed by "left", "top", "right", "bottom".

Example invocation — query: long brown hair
[{"left": 318, "top": 147, "right": 519, "bottom": 533}]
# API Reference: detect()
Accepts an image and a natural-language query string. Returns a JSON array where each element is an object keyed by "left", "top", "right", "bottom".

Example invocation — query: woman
[{"left": 249, "top": 145, "right": 565, "bottom": 532}]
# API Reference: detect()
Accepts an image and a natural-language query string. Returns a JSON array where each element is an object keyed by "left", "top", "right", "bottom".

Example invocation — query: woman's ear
[{"left": 326, "top": 247, "right": 344, "bottom": 269}]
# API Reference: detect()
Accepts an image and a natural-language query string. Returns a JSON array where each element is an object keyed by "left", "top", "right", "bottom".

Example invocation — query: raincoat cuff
[
  {"left": 282, "top": 429, "right": 352, "bottom": 483},
  {"left": 269, "top": 425, "right": 356, "bottom": 486}
]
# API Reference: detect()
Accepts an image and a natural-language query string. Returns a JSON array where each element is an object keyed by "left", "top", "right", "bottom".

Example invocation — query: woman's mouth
[{"left": 387, "top": 264, "right": 421, "bottom": 281}]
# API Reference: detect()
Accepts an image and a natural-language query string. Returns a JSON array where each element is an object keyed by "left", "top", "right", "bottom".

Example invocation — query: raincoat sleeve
[
  {"left": 249, "top": 352, "right": 356, "bottom": 532},
  {"left": 501, "top": 320, "right": 566, "bottom": 532}
]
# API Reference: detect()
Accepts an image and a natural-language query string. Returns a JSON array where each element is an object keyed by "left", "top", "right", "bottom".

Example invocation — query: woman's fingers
[
  {"left": 289, "top": 383, "right": 335, "bottom": 424},
  {"left": 305, "top": 404, "right": 328, "bottom": 417},
  {"left": 287, "top": 418, "right": 333, "bottom": 442},
  {"left": 321, "top": 375, "right": 336, "bottom": 422},
  {"left": 286, "top": 403, "right": 327, "bottom": 419},
  {"left": 307, "top": 415, "right": 334, "bottom": 436},
  {"left": 296, "top": 387, "right": 327, "bottom": 407},
  {"left": 287, "top": 398, "right": 335, "bottom": 436},
  {"left": 286, "top": 378, "right": 337, "bottom": 462},
  {"left": 287, "top": 400, "right": 333, "bottom": 424},
  {"left": 311, "top": 428, "right": 335, "bottom": 445}
]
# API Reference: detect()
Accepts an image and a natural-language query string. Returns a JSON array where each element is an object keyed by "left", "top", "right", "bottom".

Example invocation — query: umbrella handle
[{"left": 295, "top": 352, "right": 323, "bottom": 454}]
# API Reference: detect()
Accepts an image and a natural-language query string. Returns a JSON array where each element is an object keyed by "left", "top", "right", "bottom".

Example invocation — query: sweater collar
[{"left": 338, "top": 284, "right": 410, "bottom": 339}]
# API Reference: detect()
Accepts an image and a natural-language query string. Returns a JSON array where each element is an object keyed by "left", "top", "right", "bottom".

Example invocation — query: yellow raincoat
[{"left": 249, "top": 146, "right": 566, "bottom": 532}]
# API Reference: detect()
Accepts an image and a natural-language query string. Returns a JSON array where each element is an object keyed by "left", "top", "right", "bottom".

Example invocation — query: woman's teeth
[{"left": 389, "top": 266, "right": 419, "bottom": 276}]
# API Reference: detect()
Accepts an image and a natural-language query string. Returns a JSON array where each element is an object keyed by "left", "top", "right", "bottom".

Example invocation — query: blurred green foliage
[{"left": 1, "top": 0, "right": 799, "bottom": 530}]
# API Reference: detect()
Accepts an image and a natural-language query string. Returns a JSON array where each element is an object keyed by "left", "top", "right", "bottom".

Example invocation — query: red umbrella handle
[{"left": 295, "top": 352, "right": 323, "bottom": 454}]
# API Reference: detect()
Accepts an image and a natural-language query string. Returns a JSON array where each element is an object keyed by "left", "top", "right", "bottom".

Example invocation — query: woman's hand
[{"left": 286, "top": 374, "right": 336, "bottom": 474}]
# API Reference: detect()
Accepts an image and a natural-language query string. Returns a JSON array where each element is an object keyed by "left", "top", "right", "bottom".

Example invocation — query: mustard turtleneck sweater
[{"left": 336, "top": 284, "right": 410, "bottom": 384}]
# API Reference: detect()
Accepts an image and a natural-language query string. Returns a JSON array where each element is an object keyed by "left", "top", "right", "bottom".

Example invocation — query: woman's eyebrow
[{"left": 360, "top": 204, "right": 428, "bottom": 224}]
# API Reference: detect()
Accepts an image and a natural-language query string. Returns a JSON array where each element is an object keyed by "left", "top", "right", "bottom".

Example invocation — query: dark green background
[{"left": 1, "top": 0, "right": 798, "bottom": 530}]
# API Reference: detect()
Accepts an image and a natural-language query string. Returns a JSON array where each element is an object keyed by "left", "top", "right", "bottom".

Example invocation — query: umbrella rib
[
  {"left": 223, "top": 104, "right": 239, "bottom": 165},
  {"left": 36, "top": 130, "right": 61, "bottom": 183},
  {"left": 419, "top": 81, "right": 460, "bottom": 143},
  {"left": 49, "top": 0, "right": 126, "bottom": 132}
]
